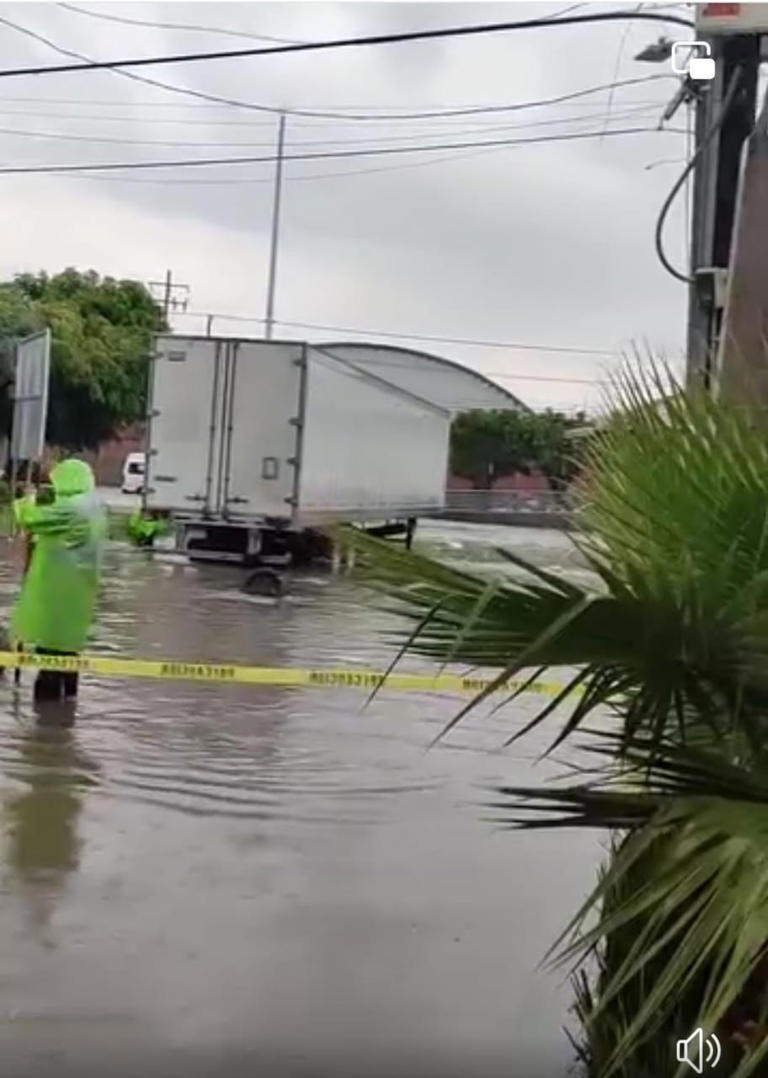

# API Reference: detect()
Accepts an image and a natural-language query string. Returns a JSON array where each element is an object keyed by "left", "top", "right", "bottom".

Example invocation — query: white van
[{"left": 121, "top": 451, "right": 146, "bottom": 494}]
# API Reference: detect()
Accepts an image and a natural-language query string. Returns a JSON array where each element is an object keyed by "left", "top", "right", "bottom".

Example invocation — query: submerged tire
[{"left": 242, "top": 568, "right": 284, "bottom": 597}]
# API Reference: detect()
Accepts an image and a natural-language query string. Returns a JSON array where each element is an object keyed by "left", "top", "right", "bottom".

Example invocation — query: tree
[
  {"left": 0, "top": 268, "right": 167, "bottom": 451},
  {"left": 354, "top": 369, "right": 768, "bottom": 1075},
  {"left": 449, "top": 408, "right": 586, "bottom": 490}
]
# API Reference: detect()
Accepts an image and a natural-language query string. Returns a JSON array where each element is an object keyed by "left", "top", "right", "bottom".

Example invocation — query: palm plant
[{"left": 349, "top": 366, "right": 768, "bottom": 1076}]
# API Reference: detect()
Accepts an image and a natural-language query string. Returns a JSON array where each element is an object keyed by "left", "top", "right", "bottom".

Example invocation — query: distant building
[{"left": 315, "top": 342, "right": 528, "bottom": 415}]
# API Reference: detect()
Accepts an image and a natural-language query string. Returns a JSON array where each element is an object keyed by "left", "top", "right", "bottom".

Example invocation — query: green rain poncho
[{"left": 12, "top": 459, "right": 106, "bottom": 653}]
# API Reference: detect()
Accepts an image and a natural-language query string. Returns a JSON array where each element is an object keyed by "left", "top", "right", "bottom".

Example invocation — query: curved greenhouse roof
[{"left": 315, "top": 342, "right": 529, "bottom": 415}]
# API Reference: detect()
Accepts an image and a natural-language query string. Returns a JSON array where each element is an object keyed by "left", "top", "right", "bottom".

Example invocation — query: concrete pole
[
  {"left": 265, "top": 112, "right": 286, "bottom": 341},
  {"left": 716, "top": 82, "right": 768, "bottom": 411},
  {"left": 686, "top": 34, "right": 760, "bottom": 393}
]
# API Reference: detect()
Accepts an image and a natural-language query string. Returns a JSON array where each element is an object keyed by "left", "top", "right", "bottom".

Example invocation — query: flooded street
[{"left": 0, "top": 521, "right": 597, "bottom": 1078}]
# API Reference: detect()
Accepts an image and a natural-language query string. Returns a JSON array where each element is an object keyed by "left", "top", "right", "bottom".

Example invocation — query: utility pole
[
  {"left": 686, "top": 30, "right": 760, "bottom": 393},
  {"left": 147, "top": 270, "right": 190, "bottom": 324},
  {"left": 715, "top": 81, "right": 768, "bottom": 407},
  {"left": 264, "top": 111, "right": 286, "bottom": 341}
]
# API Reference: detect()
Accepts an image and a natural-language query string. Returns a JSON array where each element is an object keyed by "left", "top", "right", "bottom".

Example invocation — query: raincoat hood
[{"left": 50, "top": 459, "right": 95, "bottom": 498}]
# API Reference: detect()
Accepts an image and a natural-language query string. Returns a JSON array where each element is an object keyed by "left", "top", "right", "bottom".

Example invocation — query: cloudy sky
[{"left": 0, "top": 0, "right": 694, "bottom": 412}]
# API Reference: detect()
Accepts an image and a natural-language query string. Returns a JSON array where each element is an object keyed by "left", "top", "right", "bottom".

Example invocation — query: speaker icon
[{"left": 676, "top": 1028, "right": 722, "bottom": 1072}]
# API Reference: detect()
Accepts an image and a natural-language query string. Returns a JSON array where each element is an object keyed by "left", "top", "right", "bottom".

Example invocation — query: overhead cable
[
  {"left": 0, "top": 104, "right": 662, "bottom": 150},
  {"left": 654, "top": 68, "right": 741, "bottom": 285},
  {"left": 0, "top": 19, "right": 677, "bottom": 122},
  {"left": 179, "top": 311, "right": 617, "bottom": 355},
  {"left": 0, "top": 125, "right": 683, "bottom": 175},
  {"left": 0, "top": 10, "right": 695, "bottom": 81},
  {"left": 57, "top": 1, "right": 304, "bottom": 45}
]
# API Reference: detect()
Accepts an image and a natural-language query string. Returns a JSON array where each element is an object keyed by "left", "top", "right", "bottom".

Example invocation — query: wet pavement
[{"left": 0, "top": 521, "right": 597, "bottom": 1078}]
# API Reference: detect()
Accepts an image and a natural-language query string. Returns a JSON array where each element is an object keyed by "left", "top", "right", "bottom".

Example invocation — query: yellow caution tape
[{"left": 0, "top": 649, "right": 565, "bottom": 697}]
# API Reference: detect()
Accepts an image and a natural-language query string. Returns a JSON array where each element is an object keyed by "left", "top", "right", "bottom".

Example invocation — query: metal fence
[{"left": 444, "top": 489, "right": 573, "bottom": 514}]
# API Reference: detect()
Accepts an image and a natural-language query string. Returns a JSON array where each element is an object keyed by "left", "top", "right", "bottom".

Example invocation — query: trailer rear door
[
  {"left": 221, "top": 340, "right": 304, "bottom": 521},
  {"left": 147, "top": 336, "right": 226, "bottom": 514}
]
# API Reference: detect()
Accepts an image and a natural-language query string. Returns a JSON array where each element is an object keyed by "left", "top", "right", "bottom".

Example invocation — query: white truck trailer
[{"left": 144, "top": 335, "right": 450, "bottom": 564}]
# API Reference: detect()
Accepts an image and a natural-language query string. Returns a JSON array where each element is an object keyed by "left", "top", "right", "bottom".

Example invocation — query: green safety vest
[{"left": 12, "top": 460, "right": 106, "bottom": 653}]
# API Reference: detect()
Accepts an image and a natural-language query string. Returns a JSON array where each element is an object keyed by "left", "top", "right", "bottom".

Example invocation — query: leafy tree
[
  {"left": 449, "top": 408, "right": 586, "bottom": 490},
  {"left": 0, "top": 268, "right": 167, "bottom": 451}
]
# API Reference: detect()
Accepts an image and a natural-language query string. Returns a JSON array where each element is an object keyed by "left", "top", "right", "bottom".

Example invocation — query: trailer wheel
[{"left": 242, "top": 568, "right": 284, "bottom": 597}]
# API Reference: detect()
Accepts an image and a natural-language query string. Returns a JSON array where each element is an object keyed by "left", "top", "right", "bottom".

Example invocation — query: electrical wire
[
  {"left": 655, "top": 68, "right": 742, "bottom": 285},
  {"left": 56, "top": 0, "right": 590, "bottom": 44},
  {"left": 600, "top": 2, "right": 645, "bottom": 140},
  {"left": 0, "top": 10, "right": 695, "bottom": 81},
  {"left": 0, "top": 16, "right": 677, "bottom": 123},
  {"left": 50, "top": 140, "right": 578, "bottom": 185},
  {"left": 0, "top": 125, "right": 684, "bottom": 176},
  {"left": 0, "top": 103, "right": 662, "bottom": 150},
  {"left": 0, "top": 14, "right": 322, "bottom": 120},
  {"left": 57, "top": 2, "right": 304, "bottom": 45},
  {"left": 0, "top": 90, "right": 672, "bottom": 117},
  {"left": 179, "top": 311, "right": 616, "bottom": 356}
]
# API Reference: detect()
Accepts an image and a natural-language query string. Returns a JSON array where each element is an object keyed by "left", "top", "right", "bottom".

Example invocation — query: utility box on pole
[{"left": 697, "top": 4, "right": 768, "bottom": 34}]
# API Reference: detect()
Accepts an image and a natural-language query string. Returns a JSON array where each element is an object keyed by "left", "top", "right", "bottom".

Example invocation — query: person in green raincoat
[{"left": 12, "top": 459, "right": 106, "bottom": 701}]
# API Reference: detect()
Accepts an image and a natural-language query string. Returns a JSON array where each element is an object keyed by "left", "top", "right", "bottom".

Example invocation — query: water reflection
[
  {"left": 2, "top": 703, "right": 99, "bottom": 943},
  {"left": 0, "top": 525, "right": 597, "bottom": 1076}
]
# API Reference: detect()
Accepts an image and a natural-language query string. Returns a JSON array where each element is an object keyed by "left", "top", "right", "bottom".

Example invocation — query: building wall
[
  {"left": 447, "top": 470, "right": 551, "bottom": 491},
  {"left": 44, "top": 422, "right": 145, "bottom": 487}
]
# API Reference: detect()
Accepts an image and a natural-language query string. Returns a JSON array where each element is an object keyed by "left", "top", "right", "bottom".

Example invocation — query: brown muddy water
[{"left": 0, "top": 520, "right": 598, "bottom": 1078}]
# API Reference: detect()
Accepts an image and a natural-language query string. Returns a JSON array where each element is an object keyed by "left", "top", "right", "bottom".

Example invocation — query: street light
[{"left": 634, "top": 35, "right": 674, "bottom": 62}]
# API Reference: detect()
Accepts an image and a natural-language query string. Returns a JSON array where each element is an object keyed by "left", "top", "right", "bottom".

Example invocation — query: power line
[
  {"left": 349, "top": 366, "right": 605, "bottom": 384},
  {"left": 57, "top": 2, "right": 304, "bottom": 45},
  {"left": 51, "top": 140, "right": 579, "bottom": 186},
  {"left": 0, "top": 92, "right": 672, "bottom": 128},
  {"left": 0, "top": 14, "right": 320, "bottom": 120},
  {"left": 0, "top": 104, "right": 662, "bottom": 150},
  {"left": 0, "top": 125, "right": 683, "bottom": 176},
  {"left": 0, "top": 17, "right": 677, "bottom": 123},
  {"left": 0, "top": 10, "right": 694, "bottom": 81},
  {"left": 600, "top": 2, "right": 645, "bottom": 140},
  {"left": 0, "top": 90, "right": 672, "bottom": 116},
  {"left": 179, "top": 311, "right": 617, "bottom": 356},
  {"left": 55, "top": 0, "right": 598, "bottom": 50},
  {"left": 52, "top": 1, "right": 590, "bottom": 47}
]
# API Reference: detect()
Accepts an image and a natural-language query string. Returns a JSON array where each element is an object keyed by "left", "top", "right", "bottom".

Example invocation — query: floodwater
[{"left": 0, "top": 520, "right": 598, "bottom": 1078}]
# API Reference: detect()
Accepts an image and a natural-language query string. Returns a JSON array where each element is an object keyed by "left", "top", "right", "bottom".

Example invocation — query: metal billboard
[{"left": 11, "top": 329, "right": 50, "bottom": 462}]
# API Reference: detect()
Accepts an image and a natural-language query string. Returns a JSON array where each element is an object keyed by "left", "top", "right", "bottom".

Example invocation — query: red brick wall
[
  {"left": 92, "top": 423, "right": 145, "bottom": 486},
  {"left": 45, "top": 422, "right": 145, "bottom": 487}
]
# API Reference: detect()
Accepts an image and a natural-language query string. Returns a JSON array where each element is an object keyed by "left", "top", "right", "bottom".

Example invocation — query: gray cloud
[{"left": 0, "top": 1, "right": 691, "bottom": 412}]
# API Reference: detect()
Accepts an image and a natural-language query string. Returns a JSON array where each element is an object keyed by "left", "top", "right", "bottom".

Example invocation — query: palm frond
[
  {"left": 347, "top": 365, "right": 768, "bottom": 754},
  {"left": 491, "top": 731, "right": 768, "bottom": 1076}
]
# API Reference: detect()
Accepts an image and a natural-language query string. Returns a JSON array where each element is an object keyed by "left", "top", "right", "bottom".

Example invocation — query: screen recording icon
[
  {"left": 672, "top": 41, "right": 716, "bottom": 80},
  {"left": 676, "top": 1027, "right": 722, "bottom": 1072}
]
